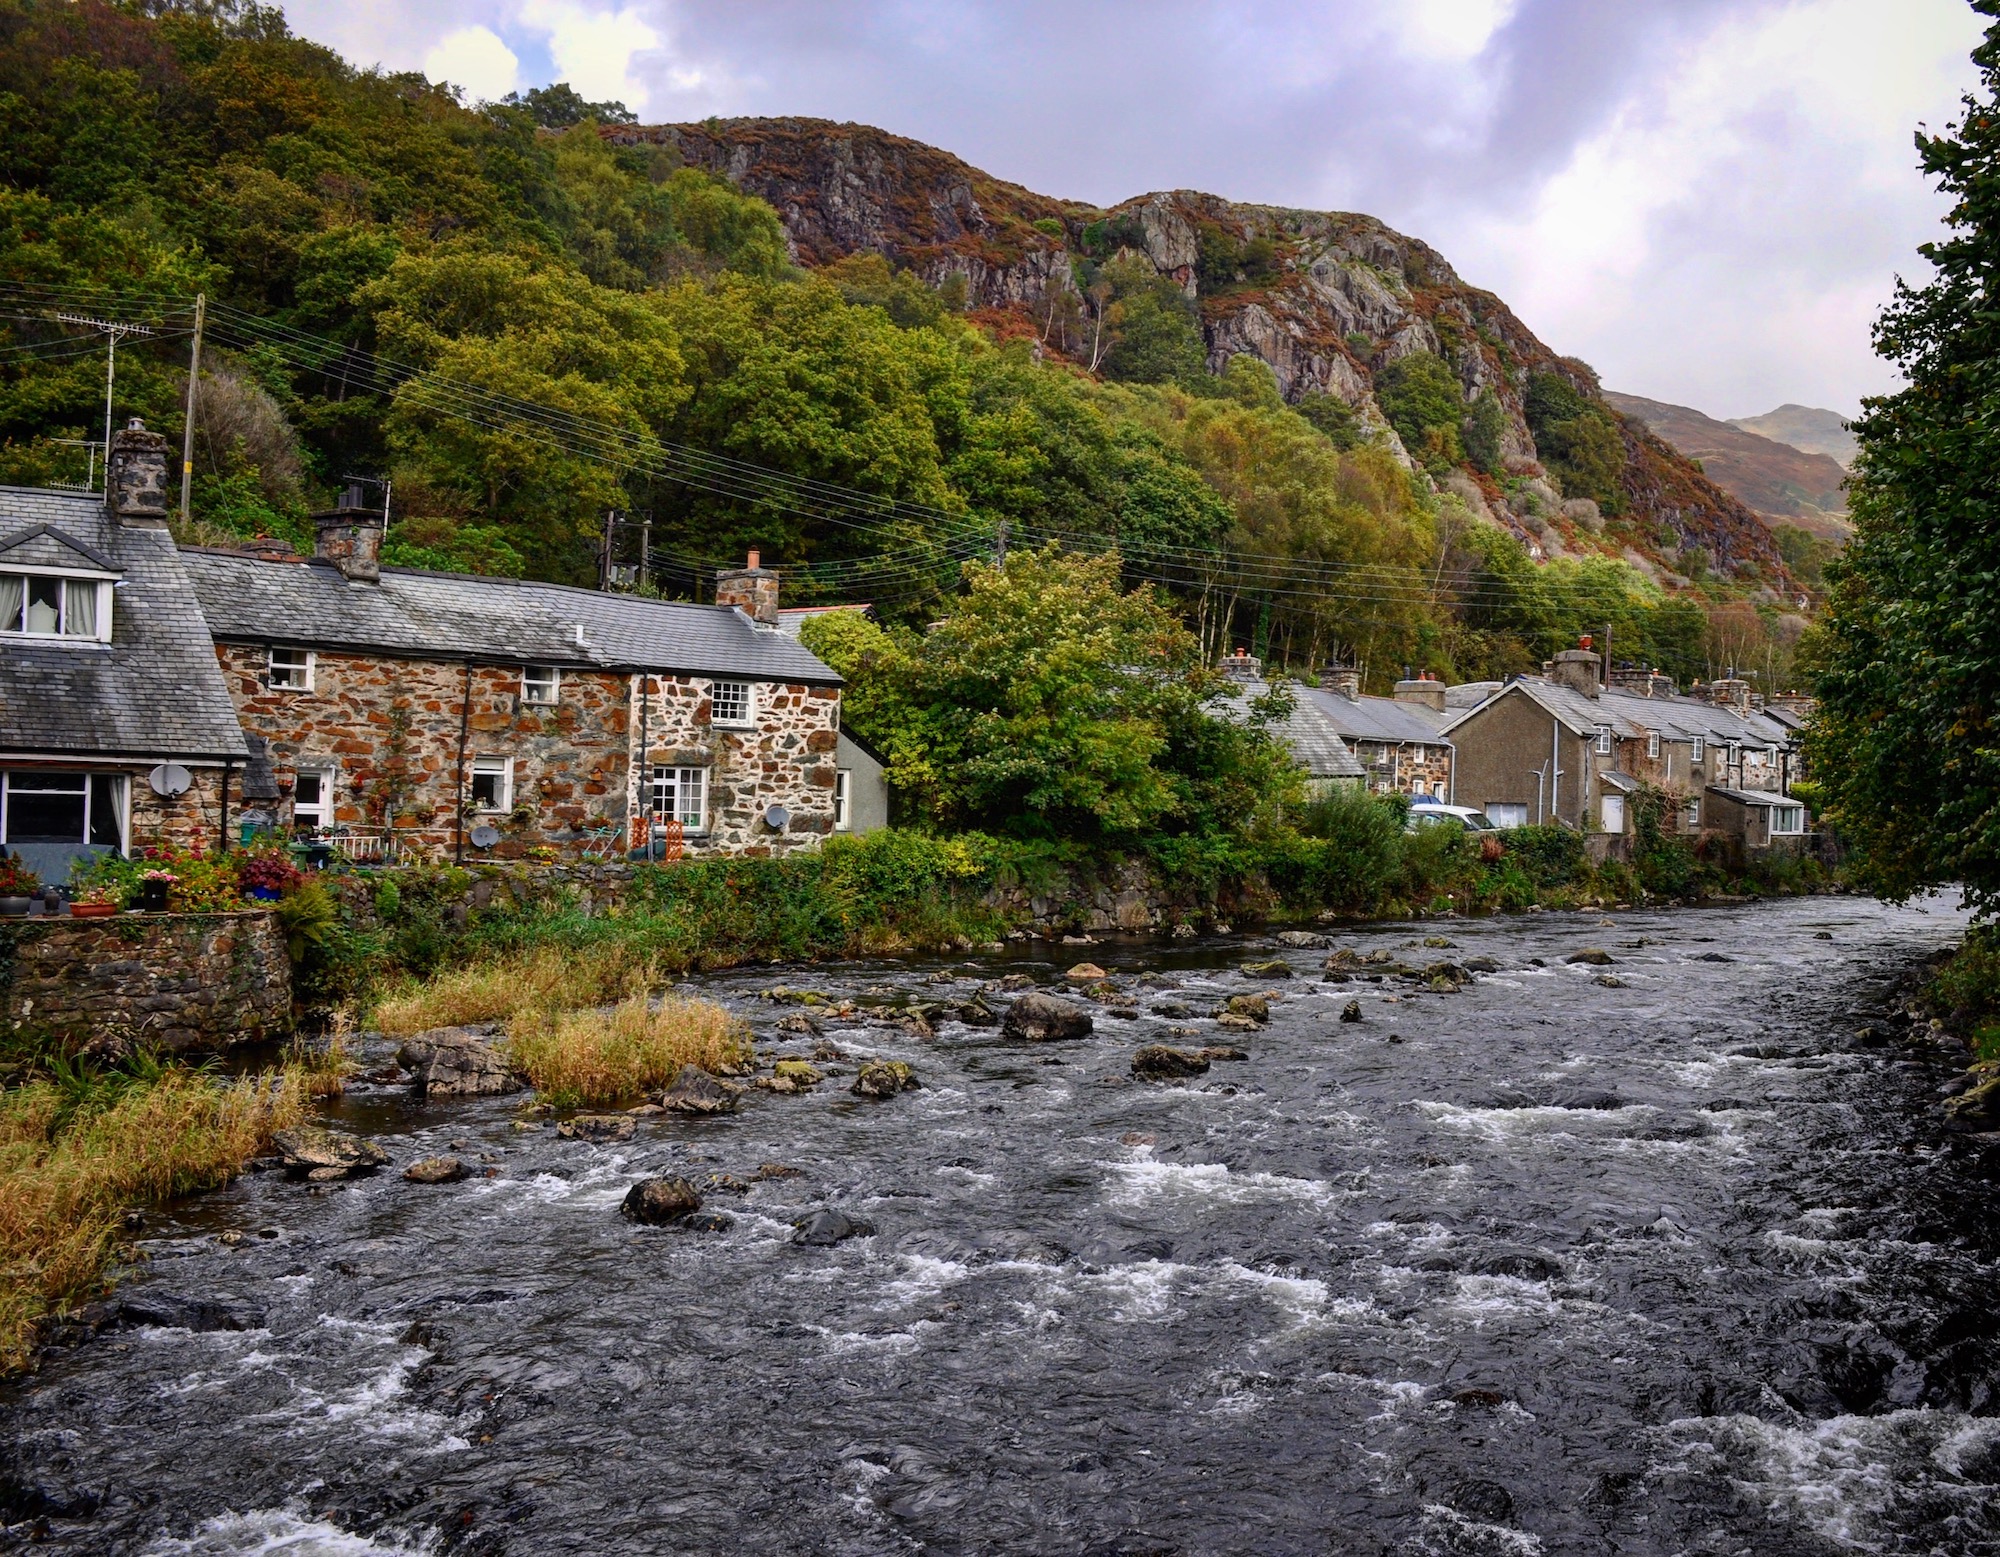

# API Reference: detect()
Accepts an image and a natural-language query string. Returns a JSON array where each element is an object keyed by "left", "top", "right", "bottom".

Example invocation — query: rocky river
[{"left": 6, "top": 895, "right": 2000, "bottom": 1555}]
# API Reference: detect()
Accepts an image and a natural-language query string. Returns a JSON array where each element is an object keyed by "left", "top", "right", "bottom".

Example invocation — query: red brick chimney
[{"left": 716, "top": 549, "right": 780, "bottom": 625}]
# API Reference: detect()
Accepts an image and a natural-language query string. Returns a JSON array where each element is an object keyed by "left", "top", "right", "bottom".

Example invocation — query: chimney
[
  {"left": 1220, "top": 649, "right": 1263, "bottom": 684},
  {"left": 715, "top": 549, "right": 780, "bottom": 626},
  {"left": 106, "top": 418, "right": 169, "bottom": 527},
  {"left": 1393, "top": 673, "right": 1447, "bottom": 714},
  {"left": 1323, "top": 665, "right": 1362, "bottom": 701},
  {"left": 312, "top": 482, "right": 385, "bottom": 583},
  {"left": 1550, "top": 647, "right": 1602, "bottom": 699},
  {"left": 1607, "top": 665, "right": 1676, "bottom": 698},
  {"left": 1707, "top": 677, "right": 1752, "bottom": 714}
]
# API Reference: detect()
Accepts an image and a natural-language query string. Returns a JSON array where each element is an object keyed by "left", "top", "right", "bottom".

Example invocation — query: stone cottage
[
  {"left": 1298, "top": 668, "right": 1455, "bottom": 798},
  {"left": 182, "top": 501, "right": 846, "bottom": 862},
  {"left": 0, "top": 422, "right": 247, "bottom": 883},
  {"left": 1214, "top": 652, "right": 1367, "bottom": 794}
]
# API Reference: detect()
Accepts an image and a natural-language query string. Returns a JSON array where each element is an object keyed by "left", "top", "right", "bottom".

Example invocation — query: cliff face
[{"left": 613, "top": 117, "right": 1782, "bottom": 579}]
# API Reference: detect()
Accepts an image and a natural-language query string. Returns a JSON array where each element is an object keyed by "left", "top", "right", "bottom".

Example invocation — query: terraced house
[{"left": 1, "top": 422, "right": 854, "bottom": 872}]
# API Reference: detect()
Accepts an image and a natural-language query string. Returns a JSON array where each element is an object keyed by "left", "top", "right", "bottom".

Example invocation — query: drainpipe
[
  {"left": 636, "top": 673, "right": 651, "bottom": 856},
  {"left": 1551, "top": 718, "right": 1562, "bottom": 826},
  {"left": 218, "top": 759, "right": 232, "bottom": 855},
  {"left": 454, "top": 661, "right": 471, "bottom": 863}
]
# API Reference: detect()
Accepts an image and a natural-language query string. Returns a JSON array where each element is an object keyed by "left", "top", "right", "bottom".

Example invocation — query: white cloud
[
  {"left": 1397, "top": 0, "right": 1517, "bottom": 61},
  {"left": 519, "top": 0, "right": 666, "bottom": 113},
  {"left": 423, "top": 24, "right": 521, "bottom": 104}
]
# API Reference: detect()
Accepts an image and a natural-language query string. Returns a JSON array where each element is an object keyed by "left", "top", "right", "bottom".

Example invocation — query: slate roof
[
  {"left": 1215, "top": 679, "right": 1367, "bottom": 781},
  {"left": 1298, "top": 686, "right": 1454, "bottom": 746},
  {"left": 181, "top": 552, "right": 840, "bottom": 684},
  {"left": 0, "top": 488, "right": 247, "bottom": 760},
  {"left": 1707, "top": 785, "right": 1799, "bottom": 807},
  {"left": 1442, "top": 678, "right": 1794, "bottom": 751}
]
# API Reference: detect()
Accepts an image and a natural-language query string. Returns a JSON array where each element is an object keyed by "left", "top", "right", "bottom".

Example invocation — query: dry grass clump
[
  {"left": 373, "top": 942, "right": 652, "bottom": 1036},
  {"left": 506, "top": 993, "right": 750, "bottom": 1108},
  {"left": 0, "top": 1066, "right": 306, "bottom": 1371}
]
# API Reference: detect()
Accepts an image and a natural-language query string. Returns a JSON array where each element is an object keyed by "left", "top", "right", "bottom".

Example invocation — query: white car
[{"left": 1406, "top": 801, "right": 1498, "bottom": 833}]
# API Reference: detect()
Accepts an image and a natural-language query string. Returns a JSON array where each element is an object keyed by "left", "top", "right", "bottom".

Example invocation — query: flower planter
[
  {"left": 246, "top": 885, "right": 283, "bottom": 902},
  {"left": 137, "top": 881, "right": 170, "bottom": 913},
  {"left": 0, "top": 896, "right": 28, "bottom": 917},
  {"left": 70, "top": 902, "right": 118, "bottom": 919}
]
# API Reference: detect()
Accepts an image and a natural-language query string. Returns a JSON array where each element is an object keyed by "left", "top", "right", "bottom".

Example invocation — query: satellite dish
[
  {"left": 468, "top": 824, "right": 501, "bottom": 849},
  {"left": 763, "top": 804, "right": 791, "bottom": 831},
  {"left": 147, "top": 763, "right": 192, "bottom": 798}
]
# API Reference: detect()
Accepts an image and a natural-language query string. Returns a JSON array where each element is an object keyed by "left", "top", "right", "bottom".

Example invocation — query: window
[
  {"left": 1594, "top": 726, "right": 1612, "bottom": 756},
  {"left": 268, "top": 647, "right": 314, "bottom": 691},
  {"left": 1600, "top": 793, "right": 1627, "bottom": 833},
  {"left": 650, "top": 765, "right": 707, "bottom": 831},
  {"left": 834, "top": 768, "right": 851, "bottom": 830},
  {"left": 1772, "top": 804, "right": 1806, "bottom": 836},
  {"left": 469, "top": 756, "right": 512, "bottom": 813},
  {"left": 292, "top": 765, "right": 336, "bottom": 832},
  {"left": 1691, "top": 736, "right": 1706, "bottom": 763},
  {"left": 0, "top": 572, "right": 109, "bottom": 640},
  {"left": 1727, "top": 742, "right": 1741, "bottom": 766},
  {"left": 1683, "top": 799, "right": 1702, "bottom": 829},
  {"left": 709, "top": 680, "right": 753, "bottom": 727},
  {"left": 1646, "top": 731, "right": 1661, "bottom": 760},
  {"left": 1485, "top": 803, "right": 1529, "bottom": 828},
  {"left": 1411, "top": 779, "right": 1430, "bottom": 798},
  {"left": 522, "top": 666, "right": 560, "bottom": 705},
  {"left": 0, "top": 771, "right": 124, "bottom": 847}
]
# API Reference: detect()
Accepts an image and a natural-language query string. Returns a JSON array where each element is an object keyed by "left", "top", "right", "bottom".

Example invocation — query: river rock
[
  {"left": 982, "top": 973, "right": 1038, "bottom": 995},
  {"left": 403, "top": 1155, "right": 471, "bottom": 1184},
  {"left": 1225, "top": 994, "right": 1269, "bottom": 1023},
  {"left": 956, "top": 999, "right": 1000, "bottom": 1027},
  {"left": 558, "top": 1114, "right": 636, "bottom": 1143},
  {"left": 792, "top": 1209, "right": 876, "bottom": 1246},
  {"left": 1462, "top": 956, "right": 1501, "bottom": 974},
  {"left": 1324, "top": 948, "right": 1363, "bottom": 970},
  {"left": 398, "top": 1027, "right": 525, "bottom": 1098},
  {"left": 115, "top": 1293, "right": 265, "bottom": 1333},
  {"left": 273, "top": 1126, "right": 389, "bottom": 1179},
  {"left": 755, "top": 1162, "right": 804, "bottom": 1180},
  {"left": 1215, "top": 1013, "right": 1260, "bottom": 1033},
  {"left": 679, "top": 1211, "right": 734, "bottom": 1233},
  {"left": 811, "top": 1039, "right": 848, "bottom": 1061},
  {"left": 1241, "top": 961, "right": 1293, "bottom": 979},
  {"left": 656, "top": 1065, "right": 743, "bottom": 1115},
  {"left": 776, "top": 1011, "right": 824, "bottom": 1036},
  {"left": 1003, "top": 992, "right": 1094, "bottom": 1041},
  {"left": 620, "top": 1175, "right": 702, "bottom": 1224},
  {"left": 1422, "top": 962, "right": 1472, "bottom": 991},
  {"left": 1340, "top": 1001, "right": 1363, "bottom": 1023},
  {"left": 1150, "top": 1001, "right": 1194, "bottom": 1019},
  {"left": 1274, "top": 930, "right": 1330, "bottom": 949},
  {"left": 853, "top": 1059, "right": 919, "bottom": 1098},
  {"left": 1065, "top": 962, "right": 1108, "bottom": 983},
  {"left": 1944, "top": 1073, "right": 2000, "bottom": 1132},
  {"left": 1200, "top": 1045, "right": 1250, "bottom": 1062},
  {"left": 763, "top": 1059, "right": 823, "bottom": 1094},
  {"left": 1566, "top": 949, "right": 1616, "bottom": 966},
  {"left": 1132, "top": 1045, "right": 1210, "bottom": 1080},
  {"left": 701, "top": 1172, "right": 750, "bottom": 1195}
]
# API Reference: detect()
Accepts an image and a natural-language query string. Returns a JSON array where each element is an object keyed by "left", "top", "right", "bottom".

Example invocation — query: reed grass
[
  {"left": 372, "top": 941, "right": 654, "bottom": 1036},
  {"left": 0, "top": 1065, "right": 306, "bottom": 1371},
  {"left": 505, "top": 993, "right": 750, "bottom": 1109}
]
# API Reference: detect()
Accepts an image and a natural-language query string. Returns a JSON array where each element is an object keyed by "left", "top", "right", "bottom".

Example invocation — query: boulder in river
[
  {"left": 1224, "top": 994, "right": 1269, "bottom": 1024},
  {"left": 776, "top": 1011, "right": 824, "bottom": 1036},
  {"left": 403, "top": 1155, "right": 471, "bottom": 1184},
  {"left": 1199, "top": 1045, "right": 1249, "bottom": 1062},
  {"left": 1274, "top": 930, "right": 1330, "bottom": 949},
  {"left": 1565, "top": 949, "right": 1616, "bottom": 966},
  {"left": 1065, "top": 962, "right": 1108, "bottom": 983},
  {"left": 792, "top": 1209, "right": 876, "bottom": 1246},
  {"left": 398, "top": 1026, "right": 525, "bottom": 1098},
  {"left": 115, "top": 1293, "right": 265, "bottom": 1333},
  {"left": 272, "top": 1126, "right": 389, "bottom": 1179},
  {"left": 1340, "top": 1001, "right": 1363, "bottom": 1023},
  {"left": 762, "top": 1059, "right": 823, "bottom": 1094},
  {"left": 620, "top": 1175, "right": 702, "bottom": 1225},
  {"left": 1241, "top": 960, "right": 1293, "bottom": 979},
  {"left": 955, "top": 999, "right": 1000, "bottom": 1027},
  {"left": 1462, "top": 956, "right": 1501, "bottom": 974},
  {"left": 1003, "top": 991, "right": 1094, "bottom": 1041},
  {"left": 558, "top": 1114, "right": 636, "bottom": 1144},
  {"left": 852, "top": 1059, "right": 919, "bottom": 1098},
  {"left": 656, "top": 1065, "right": 743, "bottom": 1115},
  {"left": 1944, "top": 1072, "right": 2000, "bottom": 1132},
  {"left": 1132, "top": 1045, "right": 1210, "bottom": 1081}
]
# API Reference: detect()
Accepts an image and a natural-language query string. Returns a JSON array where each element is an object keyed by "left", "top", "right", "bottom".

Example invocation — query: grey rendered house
[{"left": 0, "top": 422, "right": 247, "bottom": 883}]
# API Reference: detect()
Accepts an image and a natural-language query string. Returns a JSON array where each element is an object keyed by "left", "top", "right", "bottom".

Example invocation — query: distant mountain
[
  {"left": 1604, "top": 391, "right": 1850, "bottom": 540},
  {"left": 613, "top": 117, "right": 1786, "bottom": 581},
  {"left": 1729, "top": 404, "right": 1858, "bottom": 469}
]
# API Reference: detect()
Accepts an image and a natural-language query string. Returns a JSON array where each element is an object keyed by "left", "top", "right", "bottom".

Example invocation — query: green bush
[{"left": 1498, "top": 824, "right": 1590, "bottom": 889}]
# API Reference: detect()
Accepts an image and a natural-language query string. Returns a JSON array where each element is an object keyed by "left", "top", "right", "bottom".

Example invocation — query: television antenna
[{"left": 56, "top": 313, "right": 155, "bottom": 482}]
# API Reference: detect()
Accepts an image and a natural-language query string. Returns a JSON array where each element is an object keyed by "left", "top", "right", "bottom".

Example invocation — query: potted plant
[
  {"left": 137, "top": 868, "right": 177, "bottom": 913},
  {"left": 236, "top": 848, "right": 303, "bottom": 903},
  {"left": 72, "top": 885, "right": 120, "bottom": 919},
  {"left": 0, "top": 855, "right": 38, "bottom": 917}
]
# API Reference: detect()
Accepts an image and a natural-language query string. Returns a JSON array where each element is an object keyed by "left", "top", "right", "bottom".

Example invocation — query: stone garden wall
[{"left": 1, "top": 911, "right": 292, "bottom": 1055}]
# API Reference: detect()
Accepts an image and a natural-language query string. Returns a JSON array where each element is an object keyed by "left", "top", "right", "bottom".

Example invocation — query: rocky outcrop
[
  {"left": 627, "top": 117, "right": 1783, "bottom": 578},
  {"left": 272, "top": 1126, "right": 388, "bottom": 1180},
  {"left": 558, "top": 1114, "right": 636, "bottom": 1144},
  {"left": 398, "top": 1027, "right": 526, "bottom": 1099},
  {"left": 1132, "top": 1045, "right": 1210, "bottom": 1081},
  {"left": 1002, "top": 992, "right": 1094, "bottom": 1041},
  {"left": 656, "top": 1065, "right": 743, "bottom": 1115}
]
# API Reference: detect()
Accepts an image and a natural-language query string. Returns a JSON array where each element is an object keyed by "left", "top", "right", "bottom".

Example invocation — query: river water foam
[{"left": 6, "top": 896, "right": 1998, "bottom": 1554}]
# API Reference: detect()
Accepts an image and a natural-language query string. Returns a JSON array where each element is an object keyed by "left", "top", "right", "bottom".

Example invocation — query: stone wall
[
  {"left": 1, "top": 911, "right": 291, "bottom": 1054},
  {"left": 1355, "top": 740, "right": 1454, "bottom": 799}
]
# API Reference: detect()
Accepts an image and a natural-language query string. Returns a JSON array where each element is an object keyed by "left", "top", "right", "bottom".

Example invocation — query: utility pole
[
  {"left": 639, "top": 515, "right": 652, "bottom": 593},
  {"left": 995, "top": 517, "right": 1008, "bottom": 564},
  {"left": 600, "top": 509, "right": 617, "bottom": 591},
  {"left": 57, "top": 313, "right": 155, "bottom": 488},
  {"left": 1601, "top": 621, "right": 1613, "bottom": 685},
  {"left": 180, "top": 294, "right": 204, "bottom": 525}
]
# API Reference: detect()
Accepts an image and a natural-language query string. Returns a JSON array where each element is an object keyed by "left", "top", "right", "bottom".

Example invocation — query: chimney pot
[
  {"left": 716, "top": 551, "right": 780, "bottom": 625},
  {"left": 106, "top": 418, "right": 170, "bottom": 528},
  {"left": 312, "top": 489, "right": 385, "bottom": 583}
]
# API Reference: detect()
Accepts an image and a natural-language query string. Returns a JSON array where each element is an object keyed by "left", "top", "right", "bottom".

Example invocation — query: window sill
[{"left": 4, "top": 634, "right": 111, "bottom": 648}]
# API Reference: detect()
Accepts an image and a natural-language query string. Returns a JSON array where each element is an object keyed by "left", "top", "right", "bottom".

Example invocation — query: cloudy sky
[{"left": 282, "top": 0, "right": 1987, "bottom": 419}]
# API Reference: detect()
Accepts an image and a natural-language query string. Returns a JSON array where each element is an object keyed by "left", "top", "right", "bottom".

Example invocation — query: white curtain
[
  {"left": 0, "top": 574, "right": 20, "bottom": 632},
  {"left": 23, "top": 577, "right": 58, "bottom": 634},
  {"left": 63, "top": 579, "right": 96, "bottom": 637}
]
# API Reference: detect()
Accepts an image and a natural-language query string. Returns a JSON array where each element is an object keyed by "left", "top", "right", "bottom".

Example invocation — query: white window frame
[
  {"left": 0, "top": 770, "right": 126, "bottom": 849},
  {"left": 522, "top": 666, "right": 561, "bottom": 706},
  {"left": 469, "top": 755, "right": 513, "bottom": 813},
  {"left": 292, "top": 763, "right": 338, "bottom": 831},
  {"left": 1682, "top": 799, "right": 1702, "bottom": 829},
  {"left": 0, "top": 569, "right": 114, "bottom": 643},
  {"left": 1485, "top": 802, "right": 1529, "bottom": 829},
  {"left": 268, "top": 646, "right": 315, "bottom": 692},
  {"left": 650, "top": 764, "right": 708, "bottom": 832},
  {"left": 709, "top": 680, "right": 755, "bottom": 728},
  {"left": 834, "top": 768, "right": 851, "bottom": 831},
  {"left": 1771, "top": 804, "right": 1806, "bottom": 836},
  {"left": 1646, "top": 731, "right": 1660, "bottom": 760},
  {"left": 1691, "top": 736, "right": 1706, "bottom": 763},
  {"left": 1593, "top": 726, "right": 1612, "bottom": 756}
]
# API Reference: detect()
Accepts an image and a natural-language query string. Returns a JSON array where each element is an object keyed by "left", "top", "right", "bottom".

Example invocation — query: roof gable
[{"left": 0, "top": 522, "right": 120, "bottom": 574}]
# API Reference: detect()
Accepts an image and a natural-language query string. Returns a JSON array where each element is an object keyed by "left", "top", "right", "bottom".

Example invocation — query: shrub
[
  {"left": 1500, "top": 825, "right": 1590, "bottom": 889},
  {"left": 506, "top": 993, "right": 750, "bottom": 1108},
  {"left": 0, "top": 857, "right": 38, "bottom": 896}
]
